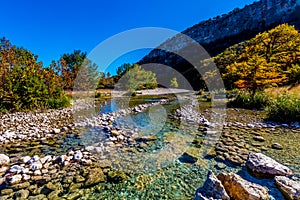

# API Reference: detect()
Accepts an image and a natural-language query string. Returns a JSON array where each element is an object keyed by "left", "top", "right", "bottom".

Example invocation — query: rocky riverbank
[
  {"left": 0, "top": 98, "right": 174, "bottom": 199},
  {"left": 195, "top": 153, "right": 300, "bottom": 200}
]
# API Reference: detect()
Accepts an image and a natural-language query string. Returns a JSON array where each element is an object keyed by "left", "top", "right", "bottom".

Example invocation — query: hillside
[{"left": 138, "top": 0, "right": 300, "bottom": 90}]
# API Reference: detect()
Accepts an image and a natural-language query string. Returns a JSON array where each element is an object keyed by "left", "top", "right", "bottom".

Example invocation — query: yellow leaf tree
[{"left": 223, "top": 24, "right": 300, "bottom": 95}]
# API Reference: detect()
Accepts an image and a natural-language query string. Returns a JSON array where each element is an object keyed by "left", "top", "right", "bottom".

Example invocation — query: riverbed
[{"left": 0, "top": 94, "right": 299, "bottom": 199}]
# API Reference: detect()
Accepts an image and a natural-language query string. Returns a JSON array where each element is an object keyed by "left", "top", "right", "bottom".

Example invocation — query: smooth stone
[
  {"left": 30, "top": 162, "right": 43, "bottom": 170},
  {"left": 73, "top": 150, "right": 83, "bottom": 161},
  {"left": 217, "top": 172, "right": 270, "bottom": 200},
  {"left": 6, "top": 174, "right": 22, "bottom": 185},
  {"left": 194, "top": 170, "right": 230, "bottom": 200},
  {"left": 48, "top": 190, "right": 61, "bottom": 200},
  {"left": 272, "top": 143, "right": 283, "bottom": 150},
  {"left": 69, "top": 182, "right": 83, "bottom": 192},
  {"left": 0, "top": 154, "right": 10, "bottom": 166},
  {"left": 40, "top": 155, "right": 52, "bottom": 164},
  {"left": 21, "top": 156, "right": 31, "bottom": 164},
  {"left": 1, "top": 188, "right": 13, "bottom": 195},
  {"left": 11, "top": 181, "right": 30, "bottom": 190},
  {"left": 215, "top": 163, "right": 227, "bottom": 170},
  {"left": 111, "top": 130, "right": 120, "bottom": 136},
  {"left": 253, "top": 136, "right": 265, "bottom": 142},
  {"left": 275, "top": 176, "right": 300, "bottom": 200},
  {"left": 53, "top": 128, "right": 61, "bottom": 134},
  {"left": 246, "top": 153, "right": 293, "bottom": 177}
]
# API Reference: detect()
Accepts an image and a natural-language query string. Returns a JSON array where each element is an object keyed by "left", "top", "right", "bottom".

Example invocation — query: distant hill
[{"left": 139, "top": 0, "right": 300, "bottom": 90}]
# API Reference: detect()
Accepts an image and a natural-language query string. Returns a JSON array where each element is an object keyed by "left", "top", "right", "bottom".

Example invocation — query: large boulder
[
  {"left": 0, "top": 154, "right": 10, "bottom": 166},
  {"left": 217, "top": 172, "right": 270, "bottom": 200},
  {"left": 246, "top": 153, "right": 293, "bottom": 177},
  {"left": 275, "top": 176, "right": 300, "bottom": 200},
  {"left": 194, "top": 170, "right": 230, "bottom": 200}
]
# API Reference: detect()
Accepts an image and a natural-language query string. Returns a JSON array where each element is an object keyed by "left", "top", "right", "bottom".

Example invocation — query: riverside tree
[
  {"left": 222, "top": 24, "right": 300, "bottom": 95},
  {"left": 0, "top": 37, "right": 69, "bottom": 111},
  {"left": 116, "top": 64, "right": 157, "bottom": 92}
]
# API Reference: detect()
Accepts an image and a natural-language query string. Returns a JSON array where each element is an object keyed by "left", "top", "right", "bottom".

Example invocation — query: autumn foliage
[{"left": 215, "top": 24, "right": 300, "bottom": 94}]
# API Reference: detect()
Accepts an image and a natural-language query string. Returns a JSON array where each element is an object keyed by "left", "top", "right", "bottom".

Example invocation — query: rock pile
[
  {"left": 0, "top": 150, "right": 108, "bottom": 199},
  {"left": 195, "top": 153, "right": 300, "bottom": 200}
]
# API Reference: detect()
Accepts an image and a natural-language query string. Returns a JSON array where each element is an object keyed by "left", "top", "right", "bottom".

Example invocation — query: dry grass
[{"left": 265, "top": 84, "right": 300, "bottom": 98}]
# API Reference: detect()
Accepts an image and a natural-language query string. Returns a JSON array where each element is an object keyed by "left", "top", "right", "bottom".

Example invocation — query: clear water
[{"left": 1, "top": 96, "right": 299, "bottom": 199}]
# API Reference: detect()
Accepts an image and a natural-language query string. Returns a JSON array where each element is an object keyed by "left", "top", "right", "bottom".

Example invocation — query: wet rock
[
  {"left": 217, "top": 172, "right": 270, "bottom": 200},
  {"left": 0, "top": 154, "right": 10, "bottom": 166},
  {"left": 246, "top": 153, "right": 293, "bottom": 177},
  {"left": 272, "top": 143, "right": 283, "bottom": 150},
  {"left": 85, "top": 168, "right": 105, "bottom": 186},
  {"left": 275, "top": 176, "right": 300, "bottom": 200},
  {"left": 178, "top": 152, "right": 198, "bottom": 164},
  {"left": 194, "top": 170, "right": 230, "bottom": 200}
]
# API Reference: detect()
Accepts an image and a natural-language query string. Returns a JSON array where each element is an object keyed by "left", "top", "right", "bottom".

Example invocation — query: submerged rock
[
  {"left": 178, "top": 152, "right": 198, "bottom": 164},
  {"left": 246, "top": 153, "right": 293, "bottom": 177},
  {"left": 217, "top": 172, "right": 270, "bottom": 200},
  {"left": 85, "top": 168, "right": 105, "bottom": 186},
  {"left": 194, "top": 170, "right": 230, "bottom": 200},
  {"left": 275, "top": 176, "right": 300, "bottom": 200}
]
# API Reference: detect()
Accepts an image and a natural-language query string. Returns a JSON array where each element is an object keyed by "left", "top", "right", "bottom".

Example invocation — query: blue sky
[{"left": 1, "top": 0, "right": 256, "bottom": 74}]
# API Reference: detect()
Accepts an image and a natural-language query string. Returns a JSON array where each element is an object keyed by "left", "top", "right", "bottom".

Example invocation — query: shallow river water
[{"left": 1, "top": 95, "right": 299, "bottom": 199}]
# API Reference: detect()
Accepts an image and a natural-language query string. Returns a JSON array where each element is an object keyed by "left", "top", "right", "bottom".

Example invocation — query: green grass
[
  {"left": 267, "top": 94, "right": 300, "bottom": 122},
  {"left": 228, "top": 91, "right": 271, "bottom": 110}
]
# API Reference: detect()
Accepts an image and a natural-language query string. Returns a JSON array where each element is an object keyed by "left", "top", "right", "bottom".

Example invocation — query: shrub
[
  {"left": 267, "top": 94, "right": 300, "bottom": 122},
  {"left": 228, "top": 91, "right": 271, "bottom": 110},
  {"left": 47, "top": 96, "right": 71, "bottom": 109}
]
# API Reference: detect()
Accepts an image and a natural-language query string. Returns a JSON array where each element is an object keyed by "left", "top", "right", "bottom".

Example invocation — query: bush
[
  {"left": 267, "top": 94, "right": 300, "bottom": 122},
  {"left": 228, "top": 91, "right": 271, "bottom": 110},
  {"left": 47, "top": 96, "right": 71, "bottom": 109}
]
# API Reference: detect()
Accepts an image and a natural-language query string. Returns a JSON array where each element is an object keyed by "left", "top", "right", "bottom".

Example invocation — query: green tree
[
  {"left": 0, "top": 37, "right": 69, "bottom": 111},
  {"left": 117, "top": 64, "right": 157, "bottom": 92},
  {"left": 170, "top": 77, "right": 179, "bottom": 88}
]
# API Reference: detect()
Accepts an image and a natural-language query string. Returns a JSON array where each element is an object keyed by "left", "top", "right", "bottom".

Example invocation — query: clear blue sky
[{"left": 1, "top": 0, "right": 256, "bottom": 74}]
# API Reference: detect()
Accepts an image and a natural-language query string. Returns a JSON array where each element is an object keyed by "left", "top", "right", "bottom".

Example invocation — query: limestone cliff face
[{"left": 140, "top": 0, "right": 300, "bottom": 64}]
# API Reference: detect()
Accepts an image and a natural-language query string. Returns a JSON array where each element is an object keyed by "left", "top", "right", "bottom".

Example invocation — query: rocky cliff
[{"left": 139, "top": 0, "right": 300, "bottom": 89}]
